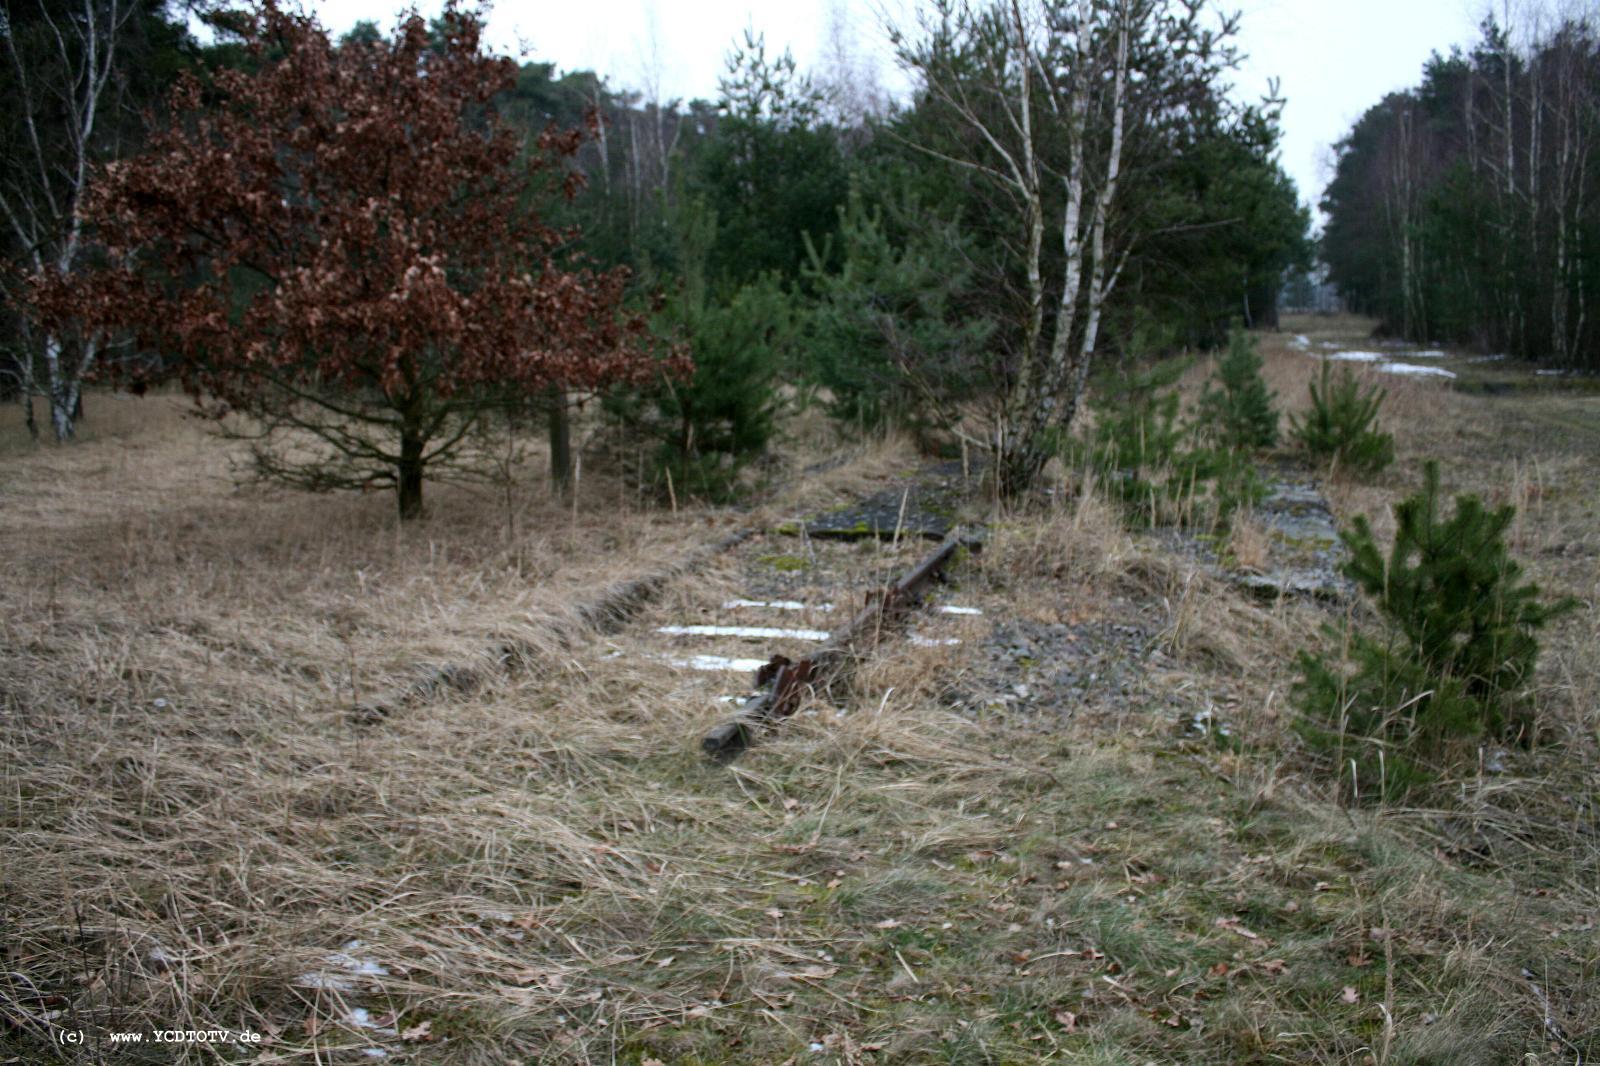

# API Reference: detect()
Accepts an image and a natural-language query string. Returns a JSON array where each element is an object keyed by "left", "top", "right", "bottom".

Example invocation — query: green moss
[{"left": 758, "top": 553, "right": 808, "bottom": 572}]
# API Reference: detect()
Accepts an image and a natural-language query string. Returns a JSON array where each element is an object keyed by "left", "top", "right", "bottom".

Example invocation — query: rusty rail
[{"left": 701, "top": 528, "right": 980, "bottom": 759}]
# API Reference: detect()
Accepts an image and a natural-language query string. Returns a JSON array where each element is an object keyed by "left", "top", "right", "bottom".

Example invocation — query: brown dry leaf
[
  {"left": 1261, "top": 959, "right": 1288, "bottom": 976},
  {"left": 1347, "top": 951, "right": 1372, "bottom": 968},
  {"left": 401, "top": 1020, "right": 432, "bottom": 1042},
  {"left": 787, "top": 965, "right": 838, "bottom": 980},
  {"left": 825, "top": 878, "right": 842, "bottom": 889},
  {"left": 770, "top": 843, "right": 813, "bottom": 855},
  {"left": 642, "top": 1059, "right": 666, "bottom": 1066},
  {"left": 1341, "top": 985, "right": 1361, "bottom": 1004},
  {"left": 1053, "top": 1010, "right": 1077, "bottom": 1032},
  {"left": 655, "top": 956, "right": 675, "bottom": 969},
  {"left": 874, "top": 918, "right": 900, "bottom": 929},
  {"left": 1209, "top": 962, "right": 1230, "bottom": 977},
  {"left": 783, "top": 798, "right": 799, "bottom": 810},
  {"left": 1214, "top": 916, "right": 1261, "bottom": 940}
]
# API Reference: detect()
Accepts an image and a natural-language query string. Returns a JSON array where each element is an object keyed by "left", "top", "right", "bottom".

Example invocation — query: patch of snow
[
  {"left": 1378, "top": 362, "right": 1456, "bottom": 378},
  {"left": 722, "top": 598, "right": 834, "bottom": 612},
  {"left": 1468, "top": 353, "right": 1509, "bottom": 363},
  {"left": 937, "top": 605, "right": 983, "bottom": 616},
  {"left": 296, "top": 941, "right": 389, "bottom": 992},
  {"left": 910, "top": 635, "right": 962, "bottom": 647},
  {"left": 1409, "top": 349, "right": 1448, "bottom": 358},
  {"left": 1289, "top": 334, "right": 1311, "bottom": 349},
  {"left": 1326, "top": 350, "right": 1385, "bottom": 362},
  {"left": 658, "top": 624, "right": 830, "bottom": 641},
  {"left": 1536, "top": 368, "right": 1570, "bottom": 377},
  {"left": 669, "top": 655, "right": 772, "bottom": 673},
  {"left": 348, "top": 1008, "right": 397, "bottom": 1036},
  {"left": 1189, "top": 706, "right": 1232, "bottom": 737}
]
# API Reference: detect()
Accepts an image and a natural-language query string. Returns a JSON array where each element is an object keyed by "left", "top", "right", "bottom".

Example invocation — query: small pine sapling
[
  {"left": 1198, "top": 325, "right": 1278, "bottom": 450},
  {"left": 1295, "top": 462, "right": 1575, "bottom": 796},
  {"left": 1291, "top": 362, "right": 1394, "bottom": 474},
  {"left": 798, "top": 180, "right": 991, "bottom": 438},
  {"left": 611, "top": 198, "right": 785, "bottom": 502},
  {"left": 1075, "top": 358, "right": 1188, "bottom": 523}
]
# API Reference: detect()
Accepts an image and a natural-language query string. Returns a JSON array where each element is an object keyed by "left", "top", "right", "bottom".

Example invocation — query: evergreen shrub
[
  {"left": 1198, "top": 325, "right": 1278, "bottom": 450},
  {"left": 1291, "top": 361, "right": 1394, "bottom": 474},
  {"left": 1295, "top": 462, "right": 1575, "bottom": 796}
]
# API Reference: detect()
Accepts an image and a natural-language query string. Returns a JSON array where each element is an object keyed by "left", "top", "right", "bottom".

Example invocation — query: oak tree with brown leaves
[{"left": 43, "top": 2, "right": 665, "bottom": 518}]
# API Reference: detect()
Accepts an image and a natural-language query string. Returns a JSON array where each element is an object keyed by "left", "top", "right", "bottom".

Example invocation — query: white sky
[{"left": 295, "top": 0, "right": 1492, "bottom": 219}]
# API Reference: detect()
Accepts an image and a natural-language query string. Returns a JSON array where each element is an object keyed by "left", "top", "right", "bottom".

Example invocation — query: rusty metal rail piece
[{"left": 702, "top": 529, "right": 978, "bottom": 758}]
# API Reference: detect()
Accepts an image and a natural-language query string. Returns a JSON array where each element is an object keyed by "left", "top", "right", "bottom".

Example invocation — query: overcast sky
[{"left": 297, "top": 0, "right": 1492, "bottom": 221}]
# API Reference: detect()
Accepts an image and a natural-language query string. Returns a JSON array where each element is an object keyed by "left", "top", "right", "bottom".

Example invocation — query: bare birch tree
[
  {"left": 891, "top": 0, "right": 1240, "bottom": 494},
  {"left": 1, "top": 0, "right": 139, "bottom": 441}
]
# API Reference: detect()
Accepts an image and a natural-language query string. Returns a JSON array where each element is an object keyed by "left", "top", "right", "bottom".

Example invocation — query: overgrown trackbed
[
  {"left": 353, "top": 463, "right": 987, "bottom": 757},
  {"left": 3, "top": 374, "right": 1597, "bottom": 1065}
]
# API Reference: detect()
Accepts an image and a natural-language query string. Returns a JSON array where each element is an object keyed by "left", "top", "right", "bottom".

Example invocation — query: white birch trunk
[{"left": 1, "top": 0, "right": 131, "bottom": 441}]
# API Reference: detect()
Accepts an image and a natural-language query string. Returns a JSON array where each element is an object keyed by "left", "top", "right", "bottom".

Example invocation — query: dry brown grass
[
  {"left": 3, "top": 362, "right": 1596, "bottom": 1064},
  {"left": 0, "top": 395, "right": 1001, "bottom": 1062},
  {"left": 1225, "top": 510, "right": 1271, "bottom": 574}
]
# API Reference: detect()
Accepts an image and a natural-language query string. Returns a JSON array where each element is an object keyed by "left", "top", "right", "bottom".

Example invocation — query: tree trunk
[
  {"left": 397, "top": 430, "right": 425, "bottom": 520},
  {"left": 49, "top": 377, "right": 81, "bottom": 442},
  {"left": 997, "top": 434, "right": 1050, "bottom": 500},
  {"left": 547, "top": 389, "right": 572, "bottom": 495}
]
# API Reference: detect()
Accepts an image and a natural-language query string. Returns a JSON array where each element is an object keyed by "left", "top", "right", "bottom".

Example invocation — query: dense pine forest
[{"left": 1322, "top": 15, "right": 1600, "bottom": 368}]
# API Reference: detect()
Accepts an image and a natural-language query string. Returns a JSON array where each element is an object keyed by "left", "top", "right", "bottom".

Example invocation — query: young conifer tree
[
  {"left": 1290, "top": 362, "right": 1394, "bottom": 473},
  {"left": 1198, "top": 325, "right": 1278, "bottom": 450},
  {"left": 1296, "top": 462, "right": 1575, "bottom": 792}
]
